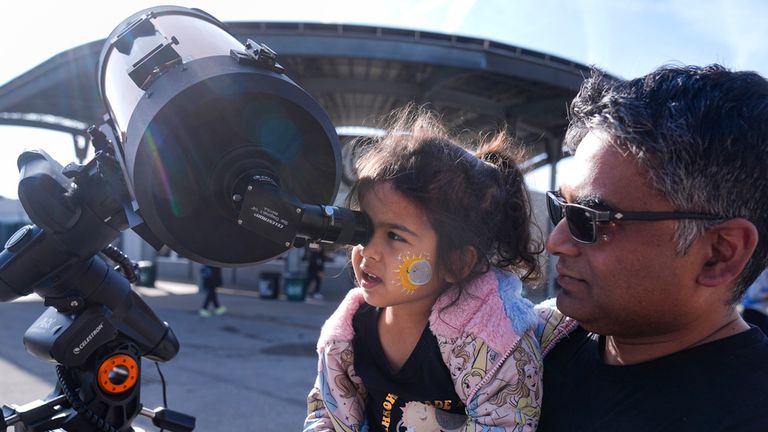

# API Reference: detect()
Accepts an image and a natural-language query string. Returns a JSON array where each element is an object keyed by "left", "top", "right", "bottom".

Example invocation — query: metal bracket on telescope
[
  {"left": 112, "top": 12, "right": 157, "bottom": 55},
  {"left": 1, "top": 395, "right": 70, "bottom": 431},
  {"left": 237, "top": 180, "right": 302, "bottom": 247},
  {"left": 128, "top": 38, "right": 183, "bottom": 90},
  {"left": 230, "top": 39, "right": 285, "bottom": 73}
]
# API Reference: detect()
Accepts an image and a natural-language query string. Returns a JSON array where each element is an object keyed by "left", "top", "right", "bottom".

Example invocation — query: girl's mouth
[{"left": 360, "top": 269, "right": 382, "bottom": 288}]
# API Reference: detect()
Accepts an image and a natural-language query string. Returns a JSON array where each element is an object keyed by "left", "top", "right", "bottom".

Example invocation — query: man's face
[{"left": 547, "top": 132, "right": 705, "bottom": 337}]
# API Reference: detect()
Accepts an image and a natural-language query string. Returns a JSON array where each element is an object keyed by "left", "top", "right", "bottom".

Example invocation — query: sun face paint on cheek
[{"left": 395, "top": 252, "right": 433, "bottom": 294}]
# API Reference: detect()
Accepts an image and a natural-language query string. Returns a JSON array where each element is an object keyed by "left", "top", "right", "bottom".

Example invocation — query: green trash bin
[
  {"left": 259, "top": 272, "right": 281, "bottom": 299},
  {"left": 284, "top": 274, "right": 307, "bottom": 301},
  {"left": 136, "top": 260, "right": 156, "bottom": 287}
]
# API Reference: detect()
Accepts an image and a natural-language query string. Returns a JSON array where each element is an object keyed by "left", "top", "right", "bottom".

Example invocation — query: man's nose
[{"left": 546, "top": 219, "right": 579, "bottom": 257}]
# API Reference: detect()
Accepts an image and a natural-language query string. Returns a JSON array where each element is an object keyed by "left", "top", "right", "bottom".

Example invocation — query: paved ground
[{"left": 0, "top": 280, "right": 341, "bottom": 431}]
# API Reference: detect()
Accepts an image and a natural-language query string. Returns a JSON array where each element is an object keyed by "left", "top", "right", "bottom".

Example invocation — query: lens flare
[{"left": 144, "top": 130, "right": 179, "bottom": 216}]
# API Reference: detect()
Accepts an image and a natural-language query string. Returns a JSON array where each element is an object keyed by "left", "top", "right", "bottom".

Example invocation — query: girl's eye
[{"left": 387, "top": 231, "right": 405, "bottom": 242}]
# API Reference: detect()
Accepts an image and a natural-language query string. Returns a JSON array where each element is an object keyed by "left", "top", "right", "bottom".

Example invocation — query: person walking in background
[
  {"left": 199, "top": 264, "right": 226, "bottom": 317},
  {"left": 304, "top": 245, "right": 327, "bottom": 300},
  {"left": 742, "top": 268, "right": 768, "bottom": 334}
]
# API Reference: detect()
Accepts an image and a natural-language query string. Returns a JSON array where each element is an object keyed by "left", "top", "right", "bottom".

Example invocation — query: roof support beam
[
  {"left": 301, "top": 78, "right": 419, "bottom": 98},
  {"left": 0, "top": 112, "right": 89, "bottom": 137}
]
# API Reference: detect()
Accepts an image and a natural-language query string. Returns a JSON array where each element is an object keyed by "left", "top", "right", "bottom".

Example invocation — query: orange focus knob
[{"left": 97, "top": 354, "right": 139, "bottom": 395}]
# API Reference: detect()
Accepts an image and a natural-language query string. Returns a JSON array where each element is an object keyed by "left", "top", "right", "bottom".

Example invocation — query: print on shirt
[
  {"left": 381, "top": 393, "right": 399, "bottom": 430},
  {"left": 397, "top": 401, "right": 465, "bottom": 432}
]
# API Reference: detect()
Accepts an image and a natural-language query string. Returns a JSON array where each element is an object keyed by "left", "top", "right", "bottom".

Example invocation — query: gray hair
[{"left": 565, "top": 65, "right": 768, "bottom": 302}]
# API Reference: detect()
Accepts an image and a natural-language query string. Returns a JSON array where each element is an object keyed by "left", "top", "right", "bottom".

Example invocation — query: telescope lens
[
  {"left": 99, "top": 6, "right": 342, "bottom": 265},
  {"left": 134, "top": 83, "right": 338, "bottom": 264}
]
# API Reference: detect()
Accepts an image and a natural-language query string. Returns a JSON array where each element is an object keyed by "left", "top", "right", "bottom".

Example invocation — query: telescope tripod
[
  {"left": 0, "top": 232, "right": 194, "bottom": 432},
  {"left": 1, "top": 337, "right": 194, "bottom": 432}
]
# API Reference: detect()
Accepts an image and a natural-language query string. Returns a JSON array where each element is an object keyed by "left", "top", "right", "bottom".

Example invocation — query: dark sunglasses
[{"left": 546, "top": 191, "right": 725, "bottom": 244}]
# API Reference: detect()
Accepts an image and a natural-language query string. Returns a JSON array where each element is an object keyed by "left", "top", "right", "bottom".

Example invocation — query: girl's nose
[{"left": 360, "top": 239, "right": 381, "bottom": 261}]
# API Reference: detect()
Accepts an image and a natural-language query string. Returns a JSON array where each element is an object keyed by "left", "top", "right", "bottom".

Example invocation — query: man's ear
[
  {"left": 697, "top": 218, "right": 758, "bottom": 287},
  {"left": 445, "top": 246, "right": 478, "bottom": 283}
]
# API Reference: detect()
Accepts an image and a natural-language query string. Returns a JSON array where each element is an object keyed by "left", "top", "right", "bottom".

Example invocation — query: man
[{"left": 538, "top": 65, "right": 768, "bottom": 431}]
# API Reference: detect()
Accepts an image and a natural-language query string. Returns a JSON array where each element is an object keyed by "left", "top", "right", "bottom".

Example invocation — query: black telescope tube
[
  {"left": 86, "top": 257, "right": 179, "bottom": 362},
  {"left": 297, "top": 205, "right": 371, "bottom": 246}
]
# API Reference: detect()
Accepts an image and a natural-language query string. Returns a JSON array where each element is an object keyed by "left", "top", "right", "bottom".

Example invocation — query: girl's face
[{"left": 352, "top": 182, "right": 446, "bottom": 310}]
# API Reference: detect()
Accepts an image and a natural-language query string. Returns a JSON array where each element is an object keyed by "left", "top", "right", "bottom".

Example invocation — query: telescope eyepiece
[{"left": 297, "top": 205, "right": 371, "bottom": 246}]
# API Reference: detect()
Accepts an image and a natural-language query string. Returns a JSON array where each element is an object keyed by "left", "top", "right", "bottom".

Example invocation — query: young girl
[{"left": 304, "top": 107, "right": 543, "bottom": 431}]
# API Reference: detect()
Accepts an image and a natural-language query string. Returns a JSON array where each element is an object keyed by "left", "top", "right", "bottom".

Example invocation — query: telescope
[{"left": 0, "top": 6, "right": 371, "bottom": 432}]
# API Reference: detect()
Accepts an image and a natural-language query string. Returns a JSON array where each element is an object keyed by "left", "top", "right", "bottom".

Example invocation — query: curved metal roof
[{"left": 0, "top": 21, "right": 589, "bottom": 166}]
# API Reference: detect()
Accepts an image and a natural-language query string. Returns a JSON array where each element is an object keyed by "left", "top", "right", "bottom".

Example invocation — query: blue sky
[{"left": 1, "top": 0, "right": 767, "bottom": 198}]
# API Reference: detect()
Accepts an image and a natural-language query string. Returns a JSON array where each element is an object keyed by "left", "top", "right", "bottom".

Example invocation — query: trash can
[
  {"left": 259, "top": 272, "right": 281, "bottom": 299},
  {"left": 284, "top": 274, "right": 307, "bottom": 301},
  {"left": 136, "top": 260, "right": 156, "bottom": 287}
]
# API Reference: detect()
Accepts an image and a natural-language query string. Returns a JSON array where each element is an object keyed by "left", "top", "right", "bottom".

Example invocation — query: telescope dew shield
[{"left": 99, "top": 6, "right": 341, "bottom": 265}]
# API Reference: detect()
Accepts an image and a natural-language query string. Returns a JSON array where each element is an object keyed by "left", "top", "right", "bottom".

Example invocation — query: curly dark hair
[
  {"left": 348, "top": 105, "right": 542, "bottom": 294},
  {"left": 567, "top": 65, "right": 768, "bottom": 302}
]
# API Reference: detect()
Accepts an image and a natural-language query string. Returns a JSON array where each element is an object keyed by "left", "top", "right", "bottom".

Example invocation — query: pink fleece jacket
[{"left": 305, "top": 269, "right": 573, "bottom": 431}]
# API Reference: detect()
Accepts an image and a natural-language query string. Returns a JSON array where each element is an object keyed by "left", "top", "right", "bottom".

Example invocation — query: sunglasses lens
[
  {"left": 565, "top": 206, "right": 596, "bottom": 243},
  {"left": 546, "top": 193, "right": 564, "bottom": 226}
]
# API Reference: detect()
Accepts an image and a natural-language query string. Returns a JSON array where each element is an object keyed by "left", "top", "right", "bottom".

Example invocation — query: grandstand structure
[
  {"left": 0, "top": 22, "right": 590, "bottom": 296},
  {"left": 0, "top": 21, "right": 588, "bottom": 175}
]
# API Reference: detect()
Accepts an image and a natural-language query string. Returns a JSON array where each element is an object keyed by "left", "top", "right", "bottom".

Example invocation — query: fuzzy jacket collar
[{"left": 317, "top": 269, "right": 537, "bottom": 355}]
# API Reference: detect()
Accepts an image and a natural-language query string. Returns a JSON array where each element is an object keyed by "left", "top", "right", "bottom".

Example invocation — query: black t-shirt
[
  {"left": 352, "top": 303, "right": 466, "bottom": 432},
  {"left": 539, "top": 326, "right": 768, "bottom": 432},
  {"left": 307, "top": 251, "right": 325, "bottom": 272}
]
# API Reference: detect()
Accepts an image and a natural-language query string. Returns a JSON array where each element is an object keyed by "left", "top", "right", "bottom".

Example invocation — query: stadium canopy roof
[{"left": 0, "top": 21, "right": 590, "bottom": 169}]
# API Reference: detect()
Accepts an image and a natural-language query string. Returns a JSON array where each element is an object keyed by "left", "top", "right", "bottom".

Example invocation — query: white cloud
[
  {"left": 670, "top": 0, "right": 768, "bottom": 73},
  {"left": 443, "top": 0, "right": 478, "bottom": 32}
]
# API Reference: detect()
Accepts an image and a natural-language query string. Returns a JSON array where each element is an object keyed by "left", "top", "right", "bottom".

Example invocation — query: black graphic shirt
[
  {"left": 539, "top": 326, "right": 768, "bottom": 432},
  {"left": 352, "top": 303, "right": 466, "bottom": 431}
]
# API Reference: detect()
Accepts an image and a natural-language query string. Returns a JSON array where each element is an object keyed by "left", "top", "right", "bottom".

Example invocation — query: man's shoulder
[
  {"left": 691, "top": 326, "right": 768, "bottom": 364},
  {"left": 539, "top": 327, "right": 768, "bottom": 432},
  {"left": 539, "top": 328, "right": 768, "bottom": 432},
  {"left": 703, "top": 327, "right": 768, "bottom": 377},
  {"left": 681, "top": 330, "right": 768, "bottom": 431}
]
